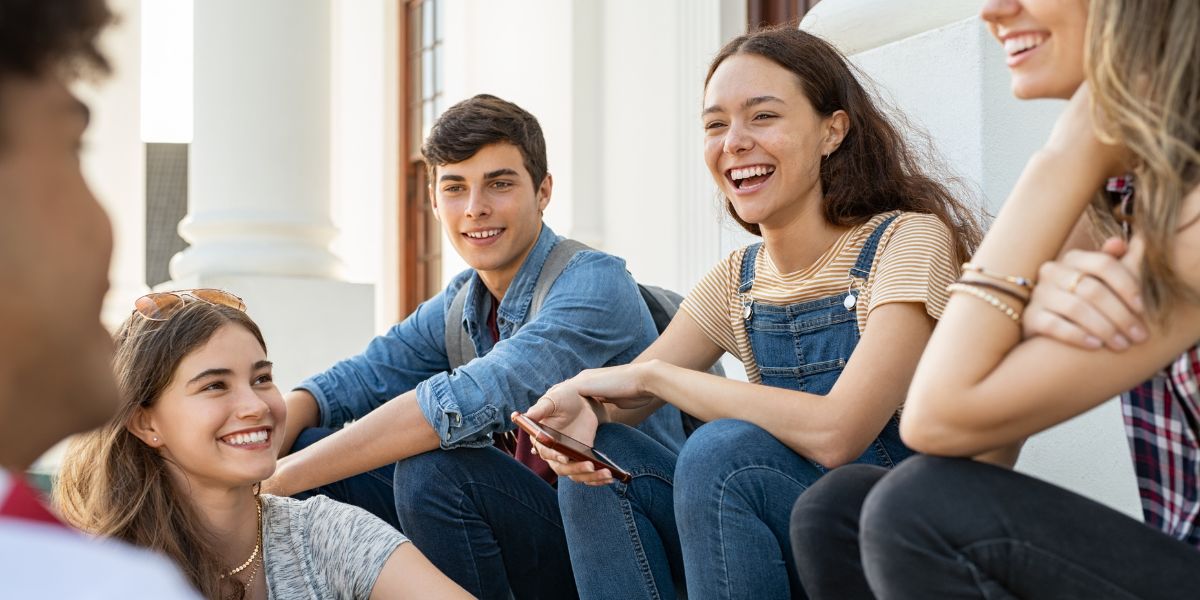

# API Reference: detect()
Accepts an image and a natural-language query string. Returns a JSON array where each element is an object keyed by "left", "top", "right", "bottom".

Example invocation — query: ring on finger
[
  {"left": 1065, "top": 271, "right": 1085, "bottom": 294},
  {"left": 548, "top": 395, "right": 559, "bottom": 415}
]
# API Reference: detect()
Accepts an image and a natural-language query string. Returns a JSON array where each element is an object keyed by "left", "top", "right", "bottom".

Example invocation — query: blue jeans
[
  {"left": 293, "top": 427, "right": 578, "bottom": 600},
  {"left": 561, "top": 420, "right": 832, "bottom": 599}
]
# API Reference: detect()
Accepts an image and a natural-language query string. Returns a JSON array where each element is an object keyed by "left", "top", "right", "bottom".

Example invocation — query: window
[{"left": 398, "top": 0, "right": 445, "bottom": 316}]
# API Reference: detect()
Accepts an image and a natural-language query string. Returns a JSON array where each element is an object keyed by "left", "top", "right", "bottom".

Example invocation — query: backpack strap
[
  {"left": 530, "top": 239, "right": 591, "bottom": 317},
  {"left": 444, "top": 282, "right": 475, "bottom": 370}
]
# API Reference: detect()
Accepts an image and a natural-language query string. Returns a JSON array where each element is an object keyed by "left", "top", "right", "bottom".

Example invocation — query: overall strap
[
  {"left": 530, "top": 239, "right": 590, "bottom": 317},
  {"left": 738, "top": 243, "right": 763, "bottom": 294},
  {"left": 848, "top": 214, "right": 901, "bottom": 280},
  {"left": 444, "top": 283, "right": 474, "bottom": 370}
]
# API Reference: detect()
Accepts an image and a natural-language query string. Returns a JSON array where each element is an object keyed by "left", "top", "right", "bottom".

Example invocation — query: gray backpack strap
[
  {"left": 444, "top": 283, "right": 476, "bottom": 370},
  {"left": 529, "top": 239, "right": 591, "bottom": 318}
]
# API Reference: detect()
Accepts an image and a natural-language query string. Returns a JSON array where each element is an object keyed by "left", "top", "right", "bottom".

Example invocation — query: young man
[
  {"left": 0, "top": 1, "right": 197, "bottom": 596},
  {"left": 267, "top": 94, "right": 685, "bottom": 599}
]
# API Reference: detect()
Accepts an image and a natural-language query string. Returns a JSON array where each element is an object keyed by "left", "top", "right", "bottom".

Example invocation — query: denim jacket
[{"left": 298, "top": 224, "right": 671, "bottom": 450}]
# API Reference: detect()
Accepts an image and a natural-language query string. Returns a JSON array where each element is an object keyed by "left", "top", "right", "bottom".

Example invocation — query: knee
[
  {"left": 859, "top": 455, "right": 973, "bottom": 548},
  {"left": 790, "top": 464, "right": 884, "bottom": 549},
  {"left": 674, "top": 419, "right": 789, "bottom": 513},
  {"left": 392, "top": 450, "right": 464, "bottom": 514}
]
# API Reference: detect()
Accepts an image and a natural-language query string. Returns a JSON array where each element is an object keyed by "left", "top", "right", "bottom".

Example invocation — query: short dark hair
[
  {"left": 0, "top": 0, "right": 112, "bottom": 81},
  {"left": 421, "top": 94, "right": 548, "bottom": 188}
]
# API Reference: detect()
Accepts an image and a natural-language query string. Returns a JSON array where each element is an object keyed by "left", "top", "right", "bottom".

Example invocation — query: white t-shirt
[{"left": 0, "top": 470, "right": 200, "bottom": 599}]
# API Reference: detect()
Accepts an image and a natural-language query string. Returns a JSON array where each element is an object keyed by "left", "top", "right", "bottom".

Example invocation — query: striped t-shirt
[{"left": 680, "top": 211, "right": 957, "bottom": 383}]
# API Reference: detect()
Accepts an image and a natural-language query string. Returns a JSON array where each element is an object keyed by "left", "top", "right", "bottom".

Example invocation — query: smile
[
  {"left": 463, "top": 229, "right": 503, "bottom": 239},
  {"left": 726, "top": 164, "right": 776, "bottom": 191},
  {"left": 1003, "top": 32, "right": 1047, "bottom": 59},
  {"left": 219, "top": 428, "right": 271, "bottom": 447}
]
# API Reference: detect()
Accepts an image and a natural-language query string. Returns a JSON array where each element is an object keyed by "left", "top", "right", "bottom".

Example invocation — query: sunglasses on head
[{"left": 132, "top": 289, "right": 246, "bottom": 321}]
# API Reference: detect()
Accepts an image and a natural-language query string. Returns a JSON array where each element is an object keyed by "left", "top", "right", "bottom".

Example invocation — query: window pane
[
  {"left": 423, "top": 0, "right": 435, "bottom": 46},
  {"left": 422, "top": 48, "right": 435, "bottom": 98}
]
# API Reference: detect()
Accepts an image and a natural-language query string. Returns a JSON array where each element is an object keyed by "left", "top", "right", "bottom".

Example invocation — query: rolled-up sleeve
[
  {"left": 415, "top": 252, "right": 653, "bottom": 449},
  {"left": 297, "top": 287, "right": 453, "bottom": 429}
]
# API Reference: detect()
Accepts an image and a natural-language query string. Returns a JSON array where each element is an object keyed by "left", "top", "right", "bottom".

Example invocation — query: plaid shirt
[{"left": 1123, "top": 346, "right": 1200, "bottom": 548}]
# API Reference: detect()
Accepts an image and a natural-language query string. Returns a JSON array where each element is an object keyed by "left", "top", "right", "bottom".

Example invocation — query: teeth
[
  {"left": 223, "top": 430, "right": 269, "bottom": 446},
  {"left": 1004, "top": 33, "right": 1046, "bottom": 55},
  {"left": 730, "top": 165, "right": 776, "bottom": 181},
  {"left": 466, "top": 229, "right": 501, "bottom": 239}
]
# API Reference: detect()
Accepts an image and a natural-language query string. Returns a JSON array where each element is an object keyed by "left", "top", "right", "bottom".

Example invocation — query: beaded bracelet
[
  {"left": 961, "top": 262, "right": 1036, "bottom": 290},
  {"left": 947, "top": 282, "right": 1022, "bottom": 322},
  {"left": 954, "top": 277, "right": 1031, "bottom": 304}
]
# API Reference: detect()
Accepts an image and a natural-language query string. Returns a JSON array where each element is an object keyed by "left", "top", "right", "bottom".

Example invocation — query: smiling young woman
[
  {"left": 518, "top": 26, "right": 982, "bottom": 599},
  {"left": 54, "top": 293, "right": 470, "bottom": 600}
]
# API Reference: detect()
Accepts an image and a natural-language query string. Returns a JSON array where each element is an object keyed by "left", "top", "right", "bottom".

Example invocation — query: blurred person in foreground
[{"left": 0, "top": 0, "right": 196, "bottom": 596}]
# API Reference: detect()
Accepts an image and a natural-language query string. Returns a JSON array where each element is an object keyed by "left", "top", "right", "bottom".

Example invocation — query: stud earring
[{"left": 152, "top": 436, "right": 159, "bottom": 443}]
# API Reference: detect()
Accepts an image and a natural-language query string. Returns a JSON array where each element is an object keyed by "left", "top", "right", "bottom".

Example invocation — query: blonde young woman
[
  {"left": 55, "top": 290, "right": 470, "bottom": 600},
  {"left": 790, "top": 1, "right": 1200, "bottom": 598}
]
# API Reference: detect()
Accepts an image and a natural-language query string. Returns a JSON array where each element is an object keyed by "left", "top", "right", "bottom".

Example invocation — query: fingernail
[
  {"left": 1085, "top": 336, "right": 1103, "bottom": 349},
  {"left": 1130, "top": 326, "right": 1148, "bottom": 342},
  {"left": 1112, "top": 335, "right": 1130, "bottom": 350}
]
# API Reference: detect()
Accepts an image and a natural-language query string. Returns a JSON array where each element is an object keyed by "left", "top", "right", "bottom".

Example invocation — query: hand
[
  {"left": 1024, "top": 237, "right": 1147, "bottom": 350},
  {"left": 1043, "top": 83, "right": 1132, "bottom": 179},
  {"left": 519, "top": 392, "right": 615, "bottom": 486},
  {"left": 518, "top": 363, "right": 657, "bottom": 486}
]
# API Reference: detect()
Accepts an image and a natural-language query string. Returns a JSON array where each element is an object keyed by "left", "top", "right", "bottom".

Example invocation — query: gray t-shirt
[{"left": 261, "top": 494, "right": 408, "bottom": 599}]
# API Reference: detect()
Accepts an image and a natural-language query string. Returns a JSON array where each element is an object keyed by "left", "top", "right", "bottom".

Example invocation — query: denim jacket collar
[{"left": 460, "top": 223, "right": 559, "bottom": 347}]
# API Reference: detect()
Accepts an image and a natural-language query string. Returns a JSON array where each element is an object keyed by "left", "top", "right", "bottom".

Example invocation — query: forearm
[
  {"left": 279, "top": 389, "right": 320, "bottom": 457},
  {"left": 906, "top": 151, "right": 1113, "bottom": 437},
  {"left": 640, "top": 360, "right": 883, "bottom": 467},
  {"left": 272, "top": 391, "right": 439, "bottom": 495}
]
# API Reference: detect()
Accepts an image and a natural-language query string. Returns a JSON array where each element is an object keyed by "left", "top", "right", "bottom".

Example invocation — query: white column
[
  {"left": 167, "top": 0, "right": 373, "bottom": 391},
  {"left": 802, "top": 0, "right": 1140, "bottom": 517},
  {"left": 172, "top": 0, "right": 341, "bottom": 280}
]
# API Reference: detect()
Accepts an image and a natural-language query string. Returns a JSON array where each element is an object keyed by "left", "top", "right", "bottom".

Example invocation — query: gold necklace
[{"left": 222, "top": 497, "right": 263, "bottom": 579}]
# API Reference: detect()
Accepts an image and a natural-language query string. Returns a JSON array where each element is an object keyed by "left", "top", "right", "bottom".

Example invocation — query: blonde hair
[
  {"left": 55, "top": 301, "right": 267, "bottom": 599},
  {"left": 1086, "top": 0, "right": 1200, "bottom": 319}
]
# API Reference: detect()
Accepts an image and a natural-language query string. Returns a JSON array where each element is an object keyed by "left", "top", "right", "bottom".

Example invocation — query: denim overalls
[{"left": 737, "top": 213, "right": 912, "bottom": 469}]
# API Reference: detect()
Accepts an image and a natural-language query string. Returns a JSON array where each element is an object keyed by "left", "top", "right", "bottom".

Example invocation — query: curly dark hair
[
  {"left": 422, "top": 94, "right": 549, "bottom": 188},
  {"left": 0, "top": 0, "right": 112, "bottom": 80}
]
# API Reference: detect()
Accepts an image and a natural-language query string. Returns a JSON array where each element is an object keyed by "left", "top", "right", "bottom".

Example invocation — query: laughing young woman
[
  {"left": 789, "top": 0, "right": 1200, "bottom": 598},
  {"left": 519, "top": 26, "right": 982, "bottom": 599},
  {"left": 54, "top": 290, "right": 469, "bottom": 600}
]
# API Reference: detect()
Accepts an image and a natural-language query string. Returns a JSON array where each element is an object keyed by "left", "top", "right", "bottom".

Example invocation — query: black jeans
[{"left": 790, "top": 455, "right": 1200, "bottom": 599}]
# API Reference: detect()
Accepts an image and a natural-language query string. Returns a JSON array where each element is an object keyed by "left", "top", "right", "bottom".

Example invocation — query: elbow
[
  {"left": 899, "top": 406, "right": 981, "bottom": 458},
  {"left": 804, "top": 432, "right": 874, "bottom": 470}
]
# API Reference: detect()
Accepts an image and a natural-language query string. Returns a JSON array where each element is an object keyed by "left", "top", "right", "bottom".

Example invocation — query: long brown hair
[
  {"left": 55, "top": 300, "right": 267, "bottom": 600},
  {"left": 1086, "top": 0, "right": 1200, "bottom": 320},
  {"left": 706, "top": 26, "right": 983, "bottom": 262}
]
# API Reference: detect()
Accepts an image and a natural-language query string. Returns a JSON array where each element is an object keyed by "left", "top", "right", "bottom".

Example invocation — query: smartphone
[{"left": 511, "top": 413, "right": 632, "bottom": 483}]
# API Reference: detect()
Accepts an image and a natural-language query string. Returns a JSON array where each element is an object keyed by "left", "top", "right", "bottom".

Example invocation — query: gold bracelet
[
  {"left": 954, "top": 277, "right": 1031, "bottom": 304},
  {"left": 961, "top": 262, "right": 1036, "bottom": 290},
  {"left": 947, "top": 282, "right": 1022, "bottom": 322}
]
